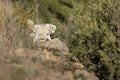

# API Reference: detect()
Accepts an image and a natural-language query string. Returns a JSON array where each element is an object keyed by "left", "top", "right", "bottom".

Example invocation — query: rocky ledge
[{"left": 0, "top": 38, "right": 99, "bottom": 80}]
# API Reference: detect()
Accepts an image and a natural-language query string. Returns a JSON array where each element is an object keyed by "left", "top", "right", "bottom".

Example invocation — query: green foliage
[{"left": 69, "top": 0, "right": 120, "bottom": 80}]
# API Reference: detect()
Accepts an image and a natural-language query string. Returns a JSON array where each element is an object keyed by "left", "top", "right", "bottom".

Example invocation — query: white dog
[{"left": 28, "top": 20, "right": 56, "bottom": 42}]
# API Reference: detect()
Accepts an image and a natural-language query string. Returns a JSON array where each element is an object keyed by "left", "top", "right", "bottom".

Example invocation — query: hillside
[
  {"left": 0, "top": 0, "right": 120, "bottom": 80},
  {"left": 0, "top": 39, "right": 99, "bottom": 80}
]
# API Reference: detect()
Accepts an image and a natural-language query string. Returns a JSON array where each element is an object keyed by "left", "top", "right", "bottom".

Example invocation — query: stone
[
  {"left": 74, "top": 69, "right": 83, "bottom": 78},
  {"left": 14, "top": 48, "right": 26, "bottom": 57},
  {"left": 73, "top": 63, "right": 84, "bottom": 69},
  {"left": 74, "top": 69, "right": 99, "bottom": 80},
  {"left": 36, "top": 38, "right": 69, "bottom": 53},
  {"left": 64, "top": 71, "right": 74, "bottom": 79}
]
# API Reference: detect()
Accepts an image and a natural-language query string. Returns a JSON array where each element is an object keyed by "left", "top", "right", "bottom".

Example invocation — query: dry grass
[{"left": 0, "top": 0, "right": 34, "bottom": 50}]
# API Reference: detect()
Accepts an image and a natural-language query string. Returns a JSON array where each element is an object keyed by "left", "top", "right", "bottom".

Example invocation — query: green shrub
[{"left": 69, "top": 0, "right": 120, "bottom": 80}]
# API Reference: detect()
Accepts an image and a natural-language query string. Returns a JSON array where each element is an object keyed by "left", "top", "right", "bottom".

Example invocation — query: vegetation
[{"left": 0, "top": 0, "right": 120, "bottom": 80}]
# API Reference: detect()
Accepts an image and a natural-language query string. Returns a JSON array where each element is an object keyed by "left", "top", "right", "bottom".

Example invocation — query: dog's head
[{"left": 47, "top": 24, "right": 56, "bottom": 34}]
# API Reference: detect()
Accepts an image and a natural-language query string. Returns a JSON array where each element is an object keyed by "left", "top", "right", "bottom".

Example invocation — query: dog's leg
[{"left": 46, "top": 35, "right": 52, "bottom": 41}]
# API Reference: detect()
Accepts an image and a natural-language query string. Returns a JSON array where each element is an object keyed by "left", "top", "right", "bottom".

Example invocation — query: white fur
[{"left": 28, "top": 20, "right": 56, "bottom": 42}]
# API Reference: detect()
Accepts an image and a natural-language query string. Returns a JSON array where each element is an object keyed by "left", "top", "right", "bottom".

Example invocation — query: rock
[
  {"left": 15, "top": 48, "right": 25, "bottom": 54},
  {"left": 0, "top": 64, "right": 29, "bottom": 80},
  {"left": 74, "top": 69, "right": 99, "bottom": 80},
  {"left": 40, "top": 49, "right": 60, "bottom": 62},
  {"left": 76, "top": 77, "right": 82, "bottom": 80},
  {"left": 73, "top": 63, "right": 84, "bottom": 69},
  {"left": 15, "top": 48, "right": 26, "bottom": 57},
  {"left": 36, "top": 38, "right": 69, "bottom": 53},
  {"left": 74, "top": 69, "right": 82, "bottom": 78},
  {"left": 63, "top": 71, "right": 74, "bottom": 80},
  {"left": 0, "top": 47, "right": 99, "bottom": 80}
]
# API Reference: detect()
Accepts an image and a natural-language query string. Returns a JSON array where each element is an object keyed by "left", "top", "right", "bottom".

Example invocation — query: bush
[{"left": 69, "top": 0, "right": 120, "bottom": 80}]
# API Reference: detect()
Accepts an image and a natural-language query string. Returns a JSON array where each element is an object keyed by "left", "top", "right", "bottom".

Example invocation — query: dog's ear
[{"left": 50, "top": 24, "right": 56, "bottom": 33}]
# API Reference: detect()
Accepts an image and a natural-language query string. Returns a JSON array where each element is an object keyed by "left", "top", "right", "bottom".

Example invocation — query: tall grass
[
  {"left": 0, "top": 0, "right": 33, "bottom": 50},
  {"left": 0, "top": 0, "right": 12, "bottom": 48}
]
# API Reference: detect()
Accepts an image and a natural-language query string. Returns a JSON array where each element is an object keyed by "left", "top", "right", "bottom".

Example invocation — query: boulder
[
  {"left": 72, "top": 63, "right": 84, "bottom": 69},
  {"left": 36, "top": 38, "right": 69, "bottom": 53},
  {"left": 0, "top": 47, "right": 99, "bottom": 80},
  {"left": 74, "top": 69, "right": 99, "bottom": 80}
]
